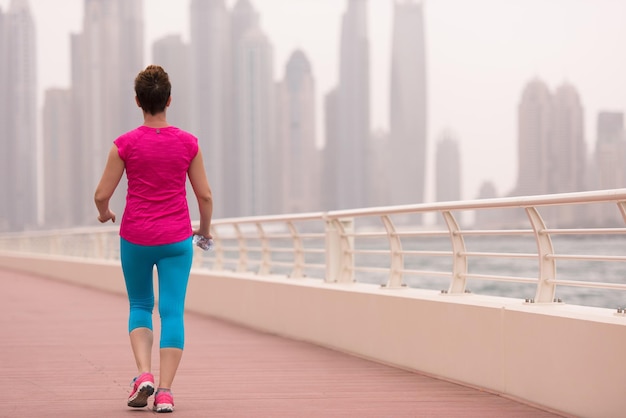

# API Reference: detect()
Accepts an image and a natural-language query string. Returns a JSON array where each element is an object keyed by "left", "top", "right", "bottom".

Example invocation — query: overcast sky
[{"left": 3, "top": 0, "right": 626, "bottom": 202}]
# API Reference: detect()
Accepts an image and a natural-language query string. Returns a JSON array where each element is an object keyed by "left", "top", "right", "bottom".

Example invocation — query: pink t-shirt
[{"left": 114, "top": 126, "right": 199, "bottom": 246}]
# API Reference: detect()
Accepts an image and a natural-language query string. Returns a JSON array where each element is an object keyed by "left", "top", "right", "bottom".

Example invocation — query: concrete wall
[{"left": 1, "top": 251, "right": 624, "bottom": 418}]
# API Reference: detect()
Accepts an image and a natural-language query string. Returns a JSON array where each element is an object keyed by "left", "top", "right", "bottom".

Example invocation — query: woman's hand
[
  {"left": 193, "top": 229, "right": 212, "bottom": 239},
  {"left": 98, "top": 209, "right": 116, "bottom": 223}
]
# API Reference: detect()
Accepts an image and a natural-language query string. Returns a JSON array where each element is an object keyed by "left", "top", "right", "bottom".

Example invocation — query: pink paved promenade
[{"left": 0, "top": 268, "right": 566, "bottom": 417}]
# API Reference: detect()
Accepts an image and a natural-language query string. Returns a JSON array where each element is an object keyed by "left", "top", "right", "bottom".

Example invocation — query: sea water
[{"left": 351, "top": 234, "right": 626, "bottom": 310}]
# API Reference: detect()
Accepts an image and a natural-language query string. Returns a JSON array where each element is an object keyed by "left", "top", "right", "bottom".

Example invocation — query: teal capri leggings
[{"left": 120, "top": 237, "right": 193, "bottom": 349}]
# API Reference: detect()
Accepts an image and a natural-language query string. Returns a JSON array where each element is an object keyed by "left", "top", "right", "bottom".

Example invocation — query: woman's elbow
[
  {"left": 94, "top": 188, "right": 110, "bottom": 205},
  {"left": 200, "top": 193, "right": 213, "bottom": 205},
  {"left": 198, "top": 190, "right": 213, "bottom": 205}
]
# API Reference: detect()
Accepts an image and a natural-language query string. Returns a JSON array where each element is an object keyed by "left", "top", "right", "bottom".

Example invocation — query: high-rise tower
[
  {"left": 593, "top": 111, "right": 625, "bottom": 225},
  {"left": 43, "top": 89, "right": 73, "bottom": 228},
  {"left": 229, "top": 0, "right": 276, "bottom": 216},
  {"left": 595, "top": 111, "right": 625, "bottom": 189},
  {"left": 514, "top": 79, "right": 586, "bottom": 226},
  {"left": 118, "top": 0, "right": 144, "bottom": 133},
  {"left": 235, "top": 25, "right": 275, "bottom": 216},
  {"left": 515, "top": 79, "right": 586, "bottom": 197},
  {"left": 226, "top": 0, "right": 259, "bottom": 217},
  {"left": 367, "top": 129, "right": 391, "bottom": 208},
  {"left": 335, "top": 0, "right": 370, "bottom": 210},
  {"left": 435, "top": 131, "right": 461, "bottom": 203},
  {"left": 276, "top": 50, "right": 319, "bottom": 213},
  {"left": 0, "top": 5, "right": 9, "bottom": 231},
  {"left": 1, "top": 0, "right": 37, "bottom": 231},
  {"left": 190, "top": 0, "right": 230, "bottom": 218},
  {"left": 389, "top": 0, "right": 427, "bottom": 209},
  {"left": 515, "top": 79, "right": 553, "bottom": 196},
  {"left": 322, "top": 88, "right": 340, "bottom": 211},
  {"left": 551, "top": 83, "right": 586, "bottom": 193}
]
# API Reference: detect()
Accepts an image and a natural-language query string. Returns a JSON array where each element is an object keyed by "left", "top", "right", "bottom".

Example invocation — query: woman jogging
[{"left": 94, "top": 65, "right": 213, "bottom": 413}]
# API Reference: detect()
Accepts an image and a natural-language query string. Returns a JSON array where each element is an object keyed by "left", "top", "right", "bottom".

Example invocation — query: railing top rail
[
  {"left": 214, "top": 212, "right": 326, "bottom": 225},
  {"left": 326, "top": 188, "right": 626, "bottom": 219},
  {"left": 0, "top": 224, "right": 120, "bottom": 238}
]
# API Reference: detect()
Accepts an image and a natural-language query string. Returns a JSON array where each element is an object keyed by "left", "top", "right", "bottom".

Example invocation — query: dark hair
[{"left": 134, "top": 65, "right": 171, "bottom": 115}]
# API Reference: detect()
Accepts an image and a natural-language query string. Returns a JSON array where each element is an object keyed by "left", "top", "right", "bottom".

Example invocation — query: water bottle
[{"left": 192, "top": 234, "right": 214, "bottom": 251}]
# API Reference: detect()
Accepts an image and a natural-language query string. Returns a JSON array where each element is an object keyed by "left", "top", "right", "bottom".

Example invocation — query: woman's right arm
[
  {"left": 188, "top": 149, "right": 213, "bottom": 238},
  {"left": 94, "top": 145, "right": 125, "bottom": 223}
]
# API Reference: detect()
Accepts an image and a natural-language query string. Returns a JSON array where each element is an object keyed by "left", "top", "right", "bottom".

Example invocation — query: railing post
[
  {"left": 325, "top": 217, "right": 354, "bottom": 283},
  {"left": 526, "top": 207, "right": 557, "bottom": 303},
  {"left": 234, "top": 224, "right": 248, "bottom": 272},
  {"left": 442, "top": 211, "right": 468, "bottom": 294},
  {"left": 618, "top": 201, "right": 626, "bottom": 224},
  {"left": 95, "top": 231, "right": 104, "bottom": 259},
  {"left": 211, "top": 229, "right": 224, "bottom": 271},
  {"left": 381, "top": 215, "right": 404, "bottom": 288},
  {"left": 256, "top": 223, "right": 271, "bottom": 275},
  {"left": 287, "top": 221, "right": 305, "bottom": 278}
]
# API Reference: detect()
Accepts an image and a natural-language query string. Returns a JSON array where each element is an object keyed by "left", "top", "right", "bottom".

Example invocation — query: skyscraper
[
  {"left": 190, "top": 0, "right": 230, "bottom": 218},
  {"left": 276, "top": 50, "right": 319, "bottom": 213},
  {"left": 71, "top": 0, "right": 144, "bottom": 224},
  {"left": 551, "top": 83, "right": 586, "bottom": 226},
  {"left": 515, "top": 78, "right": 553, "bottom": 196},
  {"left": 118, "top": 0, "right": 144, "bottom": 133},
  {"left": 0, "top": 5, "right": 9, "bottom": 231},
  {"left": 434, "top": 130, "right": 461, "bottom": 225},
  {"left": 43, "top": 89, "right": 73, "bottom": 228},
  {"left": 551, "top": 83, "right": 586, "bottom": 193},
  {"left": 236, "top": 25, "right": 275, "bottom": 216},
  {"left": 367, "top": 129, "right": 390, "bottom": 208},
  {"left": 435, "top": 131, "right": 461, "bottom": 203},
  {"left": 228, "top": 0, "right": 277, "bottom": 216},
  {"left": 389, "top": 0, "right": 427, "bottom": 209},
  {"left": 335, "top": 0, "right": 370, "bottom": 210},
  {"left": 1, "top": 0, "right": 37, "bottom": 231},
  {"left": 225, "top": 0, "right": 260, "bottom": 217},
  {"left": 515, "top": 79, "right": 586, "bottom": 196},
  {"left": 514, "top": 79, "right": 586, "bottom": 226},
  {"left": 595, "top": 111, "right": 625, "bottom": 189},
  {"left": 592, "top": 111, "right": 625, "bottom": 225},
  {"left": 322, "top": 88, "right": 340, "bottom": 211}
]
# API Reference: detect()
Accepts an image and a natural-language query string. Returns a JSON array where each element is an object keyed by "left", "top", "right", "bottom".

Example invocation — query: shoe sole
[
  {"left": 154, "top": 403, "right": 174, "bottom": 413},
  {"left": 128, "top": 382, "right": 155, "bottom": 408}
]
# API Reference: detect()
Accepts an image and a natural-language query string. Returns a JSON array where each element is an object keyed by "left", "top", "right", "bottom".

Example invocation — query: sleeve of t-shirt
[
  {"left": 186, "top": 133, "right": 199, "bottom": 161},
  {"left": 114, "top": 134, "right": 128, "bottom": 161}
]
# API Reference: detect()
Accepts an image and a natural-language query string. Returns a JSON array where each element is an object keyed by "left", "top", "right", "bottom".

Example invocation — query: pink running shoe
[
  {"left": 153, "top": 390, "right": 174, "bottom": 413},
  {"left": 127, "top": 372, "right": 155, "bottom": 408}
]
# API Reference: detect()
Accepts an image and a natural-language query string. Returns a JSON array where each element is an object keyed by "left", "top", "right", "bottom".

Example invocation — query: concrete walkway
[{"left": 0, "top": 268, "right": 566, "bottom": 417}]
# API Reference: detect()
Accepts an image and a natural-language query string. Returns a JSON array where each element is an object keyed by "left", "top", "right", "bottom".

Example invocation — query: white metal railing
[{"left": 2, "top": 189, "right": 626, "bottom": 310}]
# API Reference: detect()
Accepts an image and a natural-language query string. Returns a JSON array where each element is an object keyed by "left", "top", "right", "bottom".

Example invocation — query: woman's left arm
[{"left": 94, "top": 145, "right": 125, "bottom": 223}]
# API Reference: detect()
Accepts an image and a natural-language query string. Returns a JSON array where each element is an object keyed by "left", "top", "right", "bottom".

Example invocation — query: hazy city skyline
[{"left": 2, "top": 0, "right": 625, "bottom": 203}]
